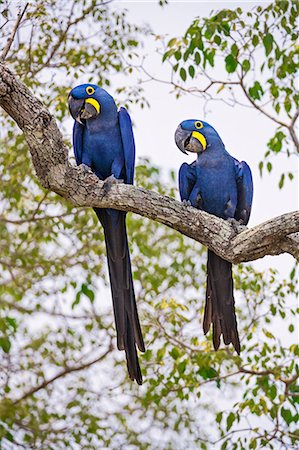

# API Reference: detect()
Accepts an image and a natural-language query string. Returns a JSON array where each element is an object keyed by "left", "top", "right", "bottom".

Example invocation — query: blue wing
[
  {"left": 118, "top": 107, "right": 135, "bottom": 185},
  {"left": 179, "top": 162, "right": 197, "bottom": 201},
  {"left": 234, "top": 160, "right": 253, "bottom": 225},
  {"left": 73, "top": 121, "right": 84, "bottom": 165}
]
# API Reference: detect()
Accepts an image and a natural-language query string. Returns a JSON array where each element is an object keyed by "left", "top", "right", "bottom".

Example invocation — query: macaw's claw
[
  {"left": 80, "top": 163, "right": 93, "bottom": 174},
  {"left": 227, "top": 217, "right": 248, "bottom": 234},
  {"left": 102, "top": 175, "right": 124, "bottom": 195},
  {"left": 194, "top": 192, "right": 203, "bottom": 210},
  {"left": 182, "top": 199, "right": 192, "bottom": 207},
  {"left": 105, "top": 174, "right": 124, "bottom": 185}
]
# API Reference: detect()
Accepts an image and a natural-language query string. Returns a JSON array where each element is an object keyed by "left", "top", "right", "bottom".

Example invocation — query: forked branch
[{"left": 0, "top": 62, "right": 298, "bottom": 263}]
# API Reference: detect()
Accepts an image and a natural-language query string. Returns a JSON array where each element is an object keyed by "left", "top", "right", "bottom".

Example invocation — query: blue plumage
[
  {"left": 175, "top": 119, "right": 253, "bottom": 353},
  {"left": 68, "top": 84, "right": 144, "bottom": 384},
  {"left": 70, "top": 84, "right": 133, "bottom": 184}
]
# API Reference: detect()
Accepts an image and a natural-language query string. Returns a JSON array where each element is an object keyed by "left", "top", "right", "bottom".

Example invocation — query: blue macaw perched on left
[
  {"left": 175, "top": 119, "right": 253, "bottom": 354},
  {"left": 68, "top": 84, "right": 145, "bottom": 384}
]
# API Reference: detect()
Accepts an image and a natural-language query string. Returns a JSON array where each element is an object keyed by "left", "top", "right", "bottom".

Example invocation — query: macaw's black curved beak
[
  {"left": 68, "top": 95, "right": 100, "bottom": 124},
  {"left": 175, "top": 124, "right": 205, "bottom": 154},
  {"left": 175, "top": 125, "right": 189, "bottom": 154},
  {"left": 68, "top": 95, "right": 85, "bottom": 124}
]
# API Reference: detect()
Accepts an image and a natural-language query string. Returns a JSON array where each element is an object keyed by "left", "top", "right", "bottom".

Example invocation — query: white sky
[{"left": 111, "top": 0, "right": 298, "bottom": 277}]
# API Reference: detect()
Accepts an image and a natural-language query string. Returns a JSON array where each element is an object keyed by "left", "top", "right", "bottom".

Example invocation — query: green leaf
[
  {"left": 72, "top": 291, "right": 81, "bottom": 309},
  {"left": 248, "top": 81, "right": 264, "bottom": 100},
  {"left": 284, "top": 96, "right": 291, "bottom": 113},
  {"left": 259, "top": 161, "right": 263, "bottom": 176},
  {"left": 226, "top": 412, "right": 235, "bottom": 431},
  {"left": 188, "top": 65, "right": 195, "bottom": 78},
  {"left": 204, "top": 25, "right": 215, "bottom": 40},
  {"left": 81, "top": 284, "right": 95, "bottom": 302},
  {"left": 221, "top": 441, "right": 228, "bottom": 450},
  {"left": 268, "top": 384, "right": 277, "bottom": 400},
  {"left": 0, "top": 337, "right": 11, "bottom": 353},
  {"left": 174, "top": 50, "right": 182, "bottom": 61},
  {"left": 157, "top": 346, "right": 166, "bottom": 361},
  {"left": 252, "top": 35, "right": 259, "bottom": 47},
  {"left": 279, "top": 173, "right": 285, "bottom": 189},
  {"left": 288, "top": 172, "right": 294, "bottom": 181},
  {"left": 178, "top": 360, "right": 187, "bottom": 374},
  {"left": 242, "top": 59, "right": 251, "bottom": 72},
  {"left": 216, "top": 412, "right": 223, "bottom": 424},
  {"left": 206, "top": 49, "right": 215, "bottom": 67},
  {"left": 225, "top": 54, "right": 238, "bottom": 73},
  {"left": 216, "top": 84, "right": 225, "bottom": 94},
  {"left": 194, "top": 51, "right": 201, "bottom": 65},
  {"left": 169, "top": 347, "right": 180, "bottom": 360},
  {"left": 180, "top": 67, "right": 187, "bottom": 81},
  {"left": 281, "top": 407, "right": 293, "bottom": 425},
  {"left": 231, "top": 43, "right": 239, "bottom": 57},
  {"left": 5, "top": 317, "right": 17, "bottom": 331},
  {"left": 168, "top": 38, "right": 177, "bottom": 48},
  {"left": 263, "top": 33, "right": 274, "bottom": 56},
  {"left": 267, "top": 130, "right": 286, "bottom": 153},
  {"left": 162, "top": 49, "right": 175, "bottom": 62},
  {"left": 222, "top": 23, "right": 230, "bottom": 36},
  {"left": 214, "top": 35, "right": 221, "bottom": 45},
  {"left": 143, "top": 349, "right": 152, "bottom": 361}
]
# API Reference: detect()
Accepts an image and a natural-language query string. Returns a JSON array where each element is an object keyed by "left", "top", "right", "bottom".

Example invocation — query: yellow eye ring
[
  {"left": 195, "top": 121, "right": 203, "bottom": 129},
  {"left": 86, "top": 86, "right": 95, "bottom": 95}
]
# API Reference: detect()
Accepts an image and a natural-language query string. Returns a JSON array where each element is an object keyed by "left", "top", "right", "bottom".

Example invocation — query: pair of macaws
[{"left": 68, "top": 84, "right": 253, "bottom": 385}]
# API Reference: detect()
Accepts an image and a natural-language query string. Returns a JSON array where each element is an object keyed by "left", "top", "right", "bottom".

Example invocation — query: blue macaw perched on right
[{"left": 175, "top": 119, "right": 253, "bottom": 353}]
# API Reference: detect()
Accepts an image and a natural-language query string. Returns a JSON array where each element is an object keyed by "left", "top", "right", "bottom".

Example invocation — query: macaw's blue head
[
  {"left": 68, "top": 83, "right": 117, "bottom": 125},
  {"left": 175, "top": 119, "right": 223, "bottom": 155}
]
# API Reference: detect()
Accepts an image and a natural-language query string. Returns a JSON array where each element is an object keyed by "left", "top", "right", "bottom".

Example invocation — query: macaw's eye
[
  {"left": 195, "top": 121, "right": 203, "bottom": 129},
  {"left": 86, "top": 86, "right": 95, "bottom": 95}
]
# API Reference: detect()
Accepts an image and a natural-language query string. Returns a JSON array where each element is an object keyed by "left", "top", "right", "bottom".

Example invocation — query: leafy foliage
[
  {"left": 0, "top": 0, "right": 149, "bottom": 120},
  {"left": 0, "top": 1, "right": 298, "bottom": 449},
  {"left": 0, "top": 148, "right": 298, "bottom": 448},
  {"left": 162, "top": 1, "right": 299, "bottom": 181}
]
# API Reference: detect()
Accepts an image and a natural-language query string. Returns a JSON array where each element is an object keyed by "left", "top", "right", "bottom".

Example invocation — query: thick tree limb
[{"left": 0, "top": 62, "right": 298, "bottom": 263}]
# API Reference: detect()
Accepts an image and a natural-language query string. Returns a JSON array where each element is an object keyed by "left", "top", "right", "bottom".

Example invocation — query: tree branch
[
  {"left": 0, "top": 3, "right": 29, "bottom": 61},
  {"left": 0, "top": 62, "right": 298, "bottom": 263},
  {"left": 13, "top": 345, "right": 113, "bottom": 404}
]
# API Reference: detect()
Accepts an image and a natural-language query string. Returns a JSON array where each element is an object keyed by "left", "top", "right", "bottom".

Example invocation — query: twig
[
  {"left": 13, "top": 344, "right": 113, "bottom": 404},
  {"left": 0, "top": 3, "right": 29, "bottom": 61}
]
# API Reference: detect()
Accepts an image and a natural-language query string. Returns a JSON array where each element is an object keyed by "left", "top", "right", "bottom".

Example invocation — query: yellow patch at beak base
[
  {"left": 85, "top": 98, "right": 100, "bottom": 114},
  {"left": 192, "top": 131, "right": 207, "bottom": 150}
]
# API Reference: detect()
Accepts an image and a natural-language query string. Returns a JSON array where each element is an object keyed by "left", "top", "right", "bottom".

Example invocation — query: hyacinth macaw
[
  {"left": 68, "top": 84, "right": 145, "bottom": 384},
  {"left": 175, "top": 119, "right": 253, "bottom": 353}
]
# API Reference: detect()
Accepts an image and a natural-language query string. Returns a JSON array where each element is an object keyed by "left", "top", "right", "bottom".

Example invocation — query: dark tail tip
[
  {"left": 232, "top": 335, "right": 241, "bottom": 355},
  {"left": 124, "top": 321, "right": 143, "bottom": 385},
  {"left": 204, "top": 250, "right": 241, "bottom": 354}
]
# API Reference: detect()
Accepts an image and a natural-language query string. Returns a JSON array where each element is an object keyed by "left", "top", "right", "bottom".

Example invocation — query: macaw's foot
[
  {"left": 104, "top": 174, "right": 124, "bottom": 185},
  {"left": 182, "top": 199, "right": 192, "bottom": 207},
  {"left": 80, "top": 163, "right": 93, "bottom": 174},
  {"left": 102, "top": 175, "right": 124, "bottom": 195},
  {"left": 194, "top": 193, "right": 203, "bottom": 210},
  {"left": 227, "top": 217, "right": 248, "bottom": 234}
]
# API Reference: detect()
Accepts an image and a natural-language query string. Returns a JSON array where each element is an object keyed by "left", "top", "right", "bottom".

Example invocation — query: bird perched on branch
[
  {"left": 68, "top": 84, "right": 145, "bottom": 384},
  {"left": 175, "top": 119, "right": 253, "bottom": 353}
]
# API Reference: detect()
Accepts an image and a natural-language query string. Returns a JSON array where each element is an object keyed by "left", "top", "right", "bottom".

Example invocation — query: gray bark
[{"left": 0, "top": 62, "right": 298, "bottom": 263}]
